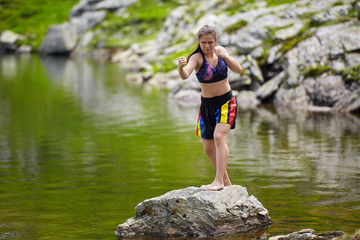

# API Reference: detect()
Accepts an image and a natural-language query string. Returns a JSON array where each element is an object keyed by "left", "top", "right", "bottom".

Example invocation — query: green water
[{"left": 0, "top": 55, "right": 359, "bottom": 240}]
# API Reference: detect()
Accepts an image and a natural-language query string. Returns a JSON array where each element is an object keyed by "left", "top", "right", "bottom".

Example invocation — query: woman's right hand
[{"left": 178, "top": 57, "right": 187, "bottom": 68}]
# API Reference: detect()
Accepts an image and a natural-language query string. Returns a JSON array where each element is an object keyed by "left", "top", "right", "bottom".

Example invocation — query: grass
[{"left": 0, "top": 0, "right": 78, "bottom": 49}]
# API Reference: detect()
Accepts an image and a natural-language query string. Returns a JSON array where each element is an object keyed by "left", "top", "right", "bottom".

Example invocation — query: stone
[
  {"left": 269, "top": 229, "right": 346, "bottom": 240},
  {"left": 39, "top": 22, "right": 78, "bottom": 55},
  {"left": 93, "top": 0, "right": 136, "bottom": 10},
  {"left": 256, "top": 71, "right": 285, "bottom": 101},
  {"left": 172, "top": 89, "right": 201, "bottom": 107},
  {"left": 0, "top": 30, "right": 24, "bottom": 45},
  {"left": 236, "top": 91, "right": 261, "bottom": 108},
  {"left": 70, "top": 11, "right": 107, "bottom": 34},
  {"left": 356, "top": 2, "right": 360, "bottom": 20},
  {"left": 333, "top": 89, "right": 360, "bottom": 113},
  {"left": 17, "top": 45, "right": 32, "bottom": 54},
  {"left": 0, "top": 30, "right": 25, "bottom": 53},
  {"left": 115, "top": 185, "right": 272, "bottom": 238},
  {"left": 311, "top": 5, "right": 351, "bottom": 26},
  {"left": 303, "top": 74, "right": 347, "bottom": 107},
  {"left": 275, "top": 85, "right": 310, "bottom": 109}
]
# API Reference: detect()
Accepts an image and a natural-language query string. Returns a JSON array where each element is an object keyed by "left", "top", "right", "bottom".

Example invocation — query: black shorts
[{"left": 196, "top": 91, "right": 237, "bottom": 139}]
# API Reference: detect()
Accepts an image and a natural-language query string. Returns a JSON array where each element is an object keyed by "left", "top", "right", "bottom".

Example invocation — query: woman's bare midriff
[{"left": 199, "top": 79, "right": 231, "bottom": 98}]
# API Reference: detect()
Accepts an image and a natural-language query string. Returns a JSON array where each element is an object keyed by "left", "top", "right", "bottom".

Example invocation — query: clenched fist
[
  {"left": 178, "top": 57, "right": 187, "bottom": 68},
  {"left": 215, "top": 46, "right": 230, "bottom": 59}
]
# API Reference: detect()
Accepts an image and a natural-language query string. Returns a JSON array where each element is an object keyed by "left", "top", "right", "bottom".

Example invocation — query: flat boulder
[{"left": 115, "top": 185, "right": 272, "bottom": 238}]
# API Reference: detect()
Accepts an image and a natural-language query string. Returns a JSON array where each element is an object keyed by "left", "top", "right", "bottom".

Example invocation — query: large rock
[
  {"left": 39, "top": 22, "right": 78, "bottom": 55},
  {"left": 0, "top": 30, "right": 25, "bottom": 53},
  {"left": 115, "top": 185, "right": 272, "bottom": 238}
]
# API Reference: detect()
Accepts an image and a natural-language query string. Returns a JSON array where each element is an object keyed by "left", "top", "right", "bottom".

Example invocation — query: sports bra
[{"left": 196, "top": 51, "right": 228, "bottom": 83}]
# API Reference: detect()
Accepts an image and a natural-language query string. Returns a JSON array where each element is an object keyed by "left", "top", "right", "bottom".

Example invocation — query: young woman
[{"left": 177, "top": 25, "right": 242, "bottom": 191}]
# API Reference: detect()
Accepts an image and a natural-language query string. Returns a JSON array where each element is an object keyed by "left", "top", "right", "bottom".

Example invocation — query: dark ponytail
[
  {"left": 186, "top": 25, "right": 217, "bottom": 63},
  {"left": 187, "top": 44, "right": 202, "bottom": 63}
]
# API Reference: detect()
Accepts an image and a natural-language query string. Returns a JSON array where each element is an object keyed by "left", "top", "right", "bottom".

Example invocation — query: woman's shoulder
[{"left": 189, "top": 52, "right": 203, "bottom": 63}]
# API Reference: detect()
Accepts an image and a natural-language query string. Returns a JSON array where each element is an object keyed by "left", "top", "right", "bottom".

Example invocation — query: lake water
[{"left": 0, "top": 54, "right": 359, "bottom": 240}]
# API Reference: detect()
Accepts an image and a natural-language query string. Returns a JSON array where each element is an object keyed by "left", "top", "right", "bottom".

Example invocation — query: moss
[
  {"left": 224, "top": 0, "right": 252, "bottom": 16},
  {"left": 264, "top": 0, "right": 298, "bottom": 6},
  {"left": 341, "top": 64, "right": 360, "bottom": 84},
  {"left": 280, "top": 20, "right": 314, "bottom": 54},
  {"left": 224, "top": 20, "right": 248, "bottom": 34},
  {"left": 301, "top": 64, "right": 360, "bottom": 84},
  {"left": 302, "top": 65, "right": 333, "bottom": 78}
]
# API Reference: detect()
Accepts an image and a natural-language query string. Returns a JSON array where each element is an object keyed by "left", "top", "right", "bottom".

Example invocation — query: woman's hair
[{"left": 187, "top": 25, "right": 217, "bottom": 63}]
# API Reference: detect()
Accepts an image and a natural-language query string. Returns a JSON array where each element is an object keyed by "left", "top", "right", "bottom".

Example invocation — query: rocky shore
[{"left": 1, "top": 0, "right": 360, "bottom": 113}]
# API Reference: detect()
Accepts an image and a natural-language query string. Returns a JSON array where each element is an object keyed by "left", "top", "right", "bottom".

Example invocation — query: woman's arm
[
  {"left": 178, "top": 54, "right": 199, "bottom": 80},
  {"left": 215, "top": 46, "right": 242, "bottom": 73}
]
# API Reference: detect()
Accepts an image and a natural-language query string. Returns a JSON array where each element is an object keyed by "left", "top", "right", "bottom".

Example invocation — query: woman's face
[{"left": 199, "top": 34, "right": 216, "bottom": 55}]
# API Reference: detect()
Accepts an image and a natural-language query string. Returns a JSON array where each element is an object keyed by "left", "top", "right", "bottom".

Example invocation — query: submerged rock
[
  {"left": 115, "top": 185, "right": 272, "bottom": 238},
  {"left": 269, "top": 229, "right": 346, "bottom": 240}
]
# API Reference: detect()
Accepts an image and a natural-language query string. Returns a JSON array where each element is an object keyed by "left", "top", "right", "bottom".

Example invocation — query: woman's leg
[
  {"left": 202, "top": 138, "right": 232, "bottom": 186},
  {"left": 203, "top": 123, "right": 231, "bottom": 191}
]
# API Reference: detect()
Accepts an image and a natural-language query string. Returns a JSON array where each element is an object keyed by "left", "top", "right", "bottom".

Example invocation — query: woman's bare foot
[{"left": 203, "top": 182, "right": 224, "bottom": 191}]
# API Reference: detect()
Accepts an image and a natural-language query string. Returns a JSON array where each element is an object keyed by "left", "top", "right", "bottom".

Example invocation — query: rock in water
[
  {"left": 115, "top": 185, "right": 272, "bottom": 238},
  {"left": 39, "top": 22, "right": 77, "bottom": 55}
]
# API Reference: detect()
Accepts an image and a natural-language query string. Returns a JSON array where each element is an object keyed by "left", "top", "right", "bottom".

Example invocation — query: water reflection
[{"left": 0, "top": 55, "right": 359, "bottom": 239}]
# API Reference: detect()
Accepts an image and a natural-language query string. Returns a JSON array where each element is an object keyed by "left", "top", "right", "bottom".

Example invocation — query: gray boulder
[
  {"left": 236, "top": 91, "right": 261, "bottom": 108},
  {"left": 39, "top": 22, "right": 78, "bottom": 55},
  {"left": 303, "top": 74, "right": 348, "bottom": 107},
  {"left": 0, "top": 30, "right": 25, "bottom": 53},
  {"left": 115, "top": 185, "right": 272, "bottom": 238}
]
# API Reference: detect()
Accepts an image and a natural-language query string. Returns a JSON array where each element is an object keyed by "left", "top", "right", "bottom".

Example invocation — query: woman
[{"left": 177, "top": 25, "right": 242, "bottom": 191}]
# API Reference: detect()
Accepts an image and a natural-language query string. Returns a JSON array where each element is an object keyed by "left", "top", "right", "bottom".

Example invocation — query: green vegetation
[
  {"left": 303, "top": 65, "right": 334, "bottom": 78},
  {"left": 341, "top": 64, "right": 360, "bottom": 84},
  {"left": 280, "top": 21, "right": 314, "bottom": 54},
  {"left": 224, "top": 1, "right": 249, "bottom": 16},
  {"left": 264, "top": 0, "right": 297, "bottom": 6},
  {"left": 301, "top": 64, "right": 360, "bottom": 84},
  {"left": 0, "top": 0, "right": 78, "bottom": 49},
  {"left": 224, "top": 20, "right": 248, "bottom": 34}
]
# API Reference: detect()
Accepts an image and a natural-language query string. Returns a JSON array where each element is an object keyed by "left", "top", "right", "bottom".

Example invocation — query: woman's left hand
[{"left": 215, "top": 46, "right": 230, "bottom": 59}]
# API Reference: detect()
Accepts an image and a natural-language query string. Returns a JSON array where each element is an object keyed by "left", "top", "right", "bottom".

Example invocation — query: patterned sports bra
[{"left": 196, "top": 51, "right": 228, "bottom": 83}]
